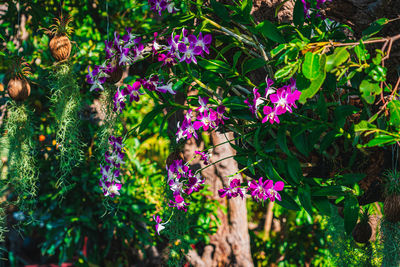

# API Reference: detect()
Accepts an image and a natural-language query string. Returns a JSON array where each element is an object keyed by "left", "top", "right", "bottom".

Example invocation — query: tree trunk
[{"left": 185, "top": 131, "right": 253, "bottom": 267}]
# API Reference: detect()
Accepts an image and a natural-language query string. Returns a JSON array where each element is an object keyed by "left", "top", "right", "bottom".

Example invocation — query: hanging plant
[
  {"left": 45, "top": 15, "right": 73, "bottom": 62},
  {"left": 6, "top": 56, "right": 31, "bottom": 101},
  {"left": 383, "top": 169, "right": 400, "bottom": 223},
  {"left": 352, "top": 208, "right": 372, "bottom": 243}
]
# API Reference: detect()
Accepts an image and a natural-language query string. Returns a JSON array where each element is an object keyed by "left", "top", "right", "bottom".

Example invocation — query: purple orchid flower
[
  {"left": 218, "top": 179, "right": 245, "bottom": 199},
  {"left": 126, "top": 81, "right": 143, "bottom": 102},
  {"left": 265, "top": 181, "right": 285, "bottom": 202},
  {"left": 169, "top": 194, "right": 190, "bottom": 212},
  {"left": 153, "top": 215, "right": 167, "bottom": 235},
  {"left": 262, "top": 106, "right": 281, "bottom": 124},
  {"left": 178, "top": 43, "right": 202, "bottom": 64},
  {"left": 195, "top": 150, "right": 211, "bottom": 165},
  {"left": 113, "top": 87, "right": 127, "bottom": 113}
]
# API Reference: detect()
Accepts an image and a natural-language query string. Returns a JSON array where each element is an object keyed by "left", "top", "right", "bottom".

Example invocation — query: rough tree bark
[{"left": 184, "top": 132, "right": 253, "bottom": 267}]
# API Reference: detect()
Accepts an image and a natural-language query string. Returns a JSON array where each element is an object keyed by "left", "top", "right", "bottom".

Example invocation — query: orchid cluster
[
  {"left": 302, "top": 0, "right": 332, "bottom": 17},
  {"left": 167, "top": 159, "right": 205, "bottom": 212},
  {"left": 245, "top": 78, "right": 301, "bottom": 124},
  {"left": 157, "top": 28, "right": 212, "bottom": 66},
  {"left": 148, "top": 0, "right": 179, "bottom": 16},
  {"left": 86, "top": 28, "right": 146, "bottom": 92},
  {"left": 176, "top": 97, "right": 229, "bottom": 142},
  {"left": 218, "top": 177, "right": 285, "bottom": 202},
  {"left": 99, "top": 136, "right": 126, "bottom": 197}
]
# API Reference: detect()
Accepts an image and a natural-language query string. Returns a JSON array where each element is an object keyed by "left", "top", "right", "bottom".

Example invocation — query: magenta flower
[
  {"left": 182, "top": 120, "right": 198, "bottom": 140},
  {"left": 153, "top": 215, "right": 167, "bottom": 235},
  {"left": 109, "top": 136, "right": 124, "bottom": 152},
  {"left": 148, "top": 0, "right": 168, "bottom": 16},
  {"left": 178, "top": 43, "right": 202, "bottom": 64},
  {"left": 99, "top": 179, "right": 122, "bottom": 197},
  {"left": 195, "top": 150, "right": 211, "bottom": 165},
  {"left": 247, "top": 177, "right": 271, "bottom": 202},
  {"left": 196, "top": 96, "right": 209, "bottom": 113},
  {"left": 105, "top": 150, "right": 125, "bottom": 168},
  {"left": 118, "top": 46, "right": 131, "bottom": 66},
  {"left": 218, "top": 179, "right": 245, "bottom": 199},
  {"left": 195, "top": 32, "right": 212, "bottom": 55},
  {"left": 216, "top": 105, "right": 229, "bottom": 125},
  {"left": 266, "top": 181, "right": 285, "bottom": 202},
  {"left": 193, "top": 111, "right": 217, "bottom": 131},
  {"left": 245, "top": 87, "right": 264, "bottom": 118},
  {"left": 113, "top": 87, "right": 127, "bottom": 113},
  {"left": 169, "top": 194, "right": 190, "bottom": 212},
  {"left": 184, "top": 174, "right": 205, "bottom": 195},
  {"left": 262, "top": 106, "right": 281, "bottom": 124},
  {"left": 158, "top": 52, "right": 177, "bottom": 67},
  {"left": 126, "top": 81, "right": 143, "bottom": 102}
]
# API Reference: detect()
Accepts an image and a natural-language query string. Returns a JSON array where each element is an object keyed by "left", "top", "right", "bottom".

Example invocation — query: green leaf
[
  {"left": 314, "top": 197, "right": 332, "bottom": 216},
  {"left": 287, "top": 157, "right": 301, "bottom": 184},
  {"left": 359, "top": 79, "right": 381, "bottom": 104},
  {"left": 338, "top": 173, "right": 366, "bottom": 186},
  {"left": 277, "top": 125, "right": 291, "bottom": 155},
  {"left": 388, "top": 100, "right": 400, "bottom": 130},
  {"left": 344, "top": 195, "right": 359, "bottom": 235},
  {"left": 242, "top": 58, "right": 266, "bottom": 74},
  {"left": 298, "top": 185, "right": 313, "bottom": 216},
  {"left": 326, "top": 47, "right": 350, "bottom": 72},
  {"left": 354, "top": 120, "right": 376, "bottom": 132},
  {"left": 366, "top": 134, "right": 397, "bottom": 147},
  {"left": 299, "top": 72, "right": 326, "bottom": 104},
  {"left": 274, "top": 65, "right": 294, "bottom": 80},
  {"left": 210, "top": 0, "right": 230, "bottom": 21},
  {"left": 256, "top": 20, "right": 285, "bottom": 44},
  {"left": 198, "top": 59, "right": 232, "bottom": 74},
  {"left": 293, "top": 0, "right": 305, "bottom": 26},
  {"left": 271, "top": 44, "right": 286, "bottom": 58},
  {"left": 334, "top": 105, "right": 359, "bottom": 129},
  {"left": 302, "top": 52, "right": 321, "bottom": 80},
  {"left": 277, "top": 191, "right": 301, "bottom": 211},
  {"left": 312, "top": 185, "right": 350, "bottom": 196},
  {"left": 233, "top": 51, "right": 242, "bottom": 69},
  {"left": 138, "top": 105, "right": 164, "bottom": 134},
  {"left": 362, "top": 18, "right": 389, "bottom": 39}
]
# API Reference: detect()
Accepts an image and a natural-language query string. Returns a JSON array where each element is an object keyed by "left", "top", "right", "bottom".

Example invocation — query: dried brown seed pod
[
  {"left": 352, "top": 221, "right": 372, "bottom": 243},
  {"left": 384, "top": 195, "right": 400, "bottom": 223},
  {"left": 7, "top": 77, "right": 31, "bottom": 101},
  {"left": 49, "top": 35, "right": 72, "bottom": 61}
]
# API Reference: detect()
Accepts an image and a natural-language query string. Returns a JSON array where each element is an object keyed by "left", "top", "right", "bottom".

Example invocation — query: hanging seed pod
[
  {"left": 383, "top": 170, "right": 400, "bottom": 223},
  {"left": 44, "top": 15, "right": 73, "bottom": 62},
  {"left": 352, "top": 222, "right": 372, "bottom": 243},
  {"left": 352, "top": 208, "right": 372, "bottom": 243},
  {"left": 7, "top": 77, "right": 31, "bottom": 101},
  {"left": 6, "top": 56, "right": 32, "bottom": 101},
  {"left": 384, "top": 195, "right": 400, "bottom": 223},
  {"left": 49, "top": 34, "right": 71, "bottom": 61}
]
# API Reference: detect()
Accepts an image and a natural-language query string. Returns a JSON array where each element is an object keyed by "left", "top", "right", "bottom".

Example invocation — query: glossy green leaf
[
  {"left": 210, "top": 0, "right": 230, "bottom": 21},
  {"left": 359, "top": 79, "right": 381, "bottom": 104},
  {"left": 298, "top": 185, "right": 313, "bottom": 216},
  {"left": 366, "top": 134, "right": 397, "bottom": 147},
  {"left": 198, "top": 59, "right": 232, "bottom": 74},
  {"left": 277, "top": 191, "right": 301, "bottom": 211},
  {"left": 388, "top": 100, "right": 400, "bottom": 130},
  {"left": 243, "top": 57, "right": 266, "bottom": 74},
  {"left": 293, "top": 0, "right": 305, "bottom": 26},
  {"left": 312, "top": 185, "right": 350, "bottom": 196},
  {"left": 344, "top": 195, "right": 359, "bottom": 234},
  {"left": 362, "top": 18, "right": 389, "bottom": 39},
  {"left": 326, "top": 47, "right": 350, "bottom": 72},
  {"left": 256, "top": 20, "right": 285, "bottom": 44},
  {"left": 302, "top": 52, "right": 320, "bottom": 80},
  {"left": 287, "top": 157, "right": 301, "bottom": 184},
  {"left": 299, "top": 71, "right": 326, "bottom": 104}
]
